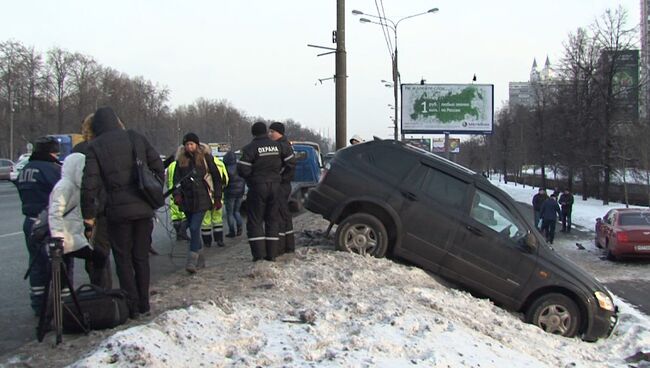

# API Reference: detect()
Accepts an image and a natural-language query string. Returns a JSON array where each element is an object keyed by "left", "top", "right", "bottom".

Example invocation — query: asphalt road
[{"left": 0, "top": 181, "right": 188, "bottom": 355}]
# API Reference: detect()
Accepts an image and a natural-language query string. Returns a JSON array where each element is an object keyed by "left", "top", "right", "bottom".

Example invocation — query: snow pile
[{"left": 71, "top": 247, "right": 650, "bottom": 368}]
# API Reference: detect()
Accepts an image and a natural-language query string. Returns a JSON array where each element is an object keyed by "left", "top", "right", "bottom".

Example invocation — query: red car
[{"left": 595, "top": 208, "right": 650, "bottom": 260}]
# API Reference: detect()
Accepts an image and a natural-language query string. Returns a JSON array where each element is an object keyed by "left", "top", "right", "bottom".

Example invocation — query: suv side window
[
  {"left": 418, "top": 165, "right": 468, "bottom": 208},
  {"left": 471, "top": 190, "right": 527, "bottom": 240},
  {"left": 360, "top": 146, "right": 418, "bottom": 180}
]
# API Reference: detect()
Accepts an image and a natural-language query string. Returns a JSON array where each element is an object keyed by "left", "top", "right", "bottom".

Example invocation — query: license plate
[{"left": 635, "top": 245, "right": 650, "bottom": 251}]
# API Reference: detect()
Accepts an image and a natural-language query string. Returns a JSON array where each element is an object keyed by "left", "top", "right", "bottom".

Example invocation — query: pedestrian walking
[
  {"left": 539, "top": 194, "right": 562, "bottom": 244},
  {"left": 16, "top": 136, "right": 62, "bottom": 315},
  {"left": 559, "top": 189, "right": 574, "bottom": 233},
  {"left": 166, "top": 160, "right": 190, "bottom": 241},
  {"left": 223, "top": 151, "right": 245, "bottom": 238},
  {"left": 81, "top": 106, "right": 164, "bottom": 318},
  {"left": 237, "top": 122, "right": 294, "bottom": 261},
  {"left": 532, "top": 188, "right": 548, "bottom": 230},
  {"left": 172, "top": 133, "right": 222, "bottom": 273},
  {"left": 268, "top": 122, "right": 297, "bottom": 254}
]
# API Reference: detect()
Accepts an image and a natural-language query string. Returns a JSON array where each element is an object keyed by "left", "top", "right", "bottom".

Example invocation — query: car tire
[
  {"left": 526, "top": 293, "right": 581, "bottom": 337},
  {"left": 605, "top": 240, "right": 617, "bottom": 261},
  {"left": 335, "top": 213, "right": 388, "bottom": 258}
]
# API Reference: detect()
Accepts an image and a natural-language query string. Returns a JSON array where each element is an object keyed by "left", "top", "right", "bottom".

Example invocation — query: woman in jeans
[
  {"left": 223, "top": 151, "right": 245, "bottom": 237},
  {"left": 173, "top": 133, "right": 222, "bottom": 273}
]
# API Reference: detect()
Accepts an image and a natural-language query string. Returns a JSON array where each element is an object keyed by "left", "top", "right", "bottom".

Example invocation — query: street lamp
[{"left": 353, "top": 7, "right": 439, "bottom": 141}]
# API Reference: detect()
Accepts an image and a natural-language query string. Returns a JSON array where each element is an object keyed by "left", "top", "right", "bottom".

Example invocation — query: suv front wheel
[
  {"left": 335, "top": 213, "right": 388, "bottom": 258},
  {"left": 526, "top": 293, "right": 581, "bottom": 337}
]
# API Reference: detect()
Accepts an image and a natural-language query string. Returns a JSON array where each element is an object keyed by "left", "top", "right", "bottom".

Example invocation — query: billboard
[
  {"left": 401, "top": 84, "right": 494, "bottom": 134},
  {"left": 432, "top": 137, "right": 460, "bottom": 153},
  {"left": 403, "top": 138, "right": 431, "bottom": 152}
]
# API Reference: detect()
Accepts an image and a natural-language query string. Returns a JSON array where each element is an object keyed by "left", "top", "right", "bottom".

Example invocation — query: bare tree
[
  {"left": 590, "top": 6, "right": 638, "bottom": 204},
  {"left": 46, "top": 47, "right": 76, "bottom": 133}
]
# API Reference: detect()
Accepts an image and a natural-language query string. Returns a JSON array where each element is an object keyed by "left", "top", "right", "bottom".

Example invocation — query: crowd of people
[
  {"left": 15, "top": 106, "right": 297, "bottom": 321},
  {"left": 531, "top": 187, "right": 574, "bottom": 244}
]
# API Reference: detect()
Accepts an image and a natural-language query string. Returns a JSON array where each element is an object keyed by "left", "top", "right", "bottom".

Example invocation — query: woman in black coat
[
  {"left": 173, "top": 133, "right": 222, "bottom": 273},
  {"left": 81, "top": 106, "right": 163, "bottom": 318}
]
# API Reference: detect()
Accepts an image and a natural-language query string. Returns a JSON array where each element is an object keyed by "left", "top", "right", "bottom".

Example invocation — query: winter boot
[
  {"left": 214, "top": 229, "right": 225, "bottom": 247},
  {"left": 236, "top": 225, "right": 243, "bottom": 237},
  {"left": 197, "top": 249, "right": 206, "bottom": 269},
  {"left": 186, "top": 251, "right": 200, "bottom": 274},
  {"left": 225, "top": 230, "right": 236, "bottom": 238},
  {"left": 201, "top": 233, "right": 212, "bottom": 248},
  {"left": 174, "top": 220, "right": 190, "bottom": 240}
]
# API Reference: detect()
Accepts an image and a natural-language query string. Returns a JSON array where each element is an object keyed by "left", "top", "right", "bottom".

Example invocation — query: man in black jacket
[
  {"left": 531, "top": 188, "right": 548, "bottom": 230},
  {"left": 238, "top": 122, "right": 294, "bottom": 261},
  {"left": 81, "top": 106, "right": 163, "bottom": 318},
  {"left": 559, "top": 189, "right": 574, "bottom": 233},
  {"left": 16, "top": 137, "right": 62, "bottom": 315},
  {"left": 268, "top": 122, "right": 296, "bottom": 254}
]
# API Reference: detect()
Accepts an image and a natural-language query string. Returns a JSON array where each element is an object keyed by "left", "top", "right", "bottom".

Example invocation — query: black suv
[{"left": 305, "top": 139, "right": 617, "bottom": 341}]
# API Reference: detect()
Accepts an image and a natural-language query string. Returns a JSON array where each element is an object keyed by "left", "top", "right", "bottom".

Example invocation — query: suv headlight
[{"left": 595, "top": 291, "right": 615, "bottom": 311}]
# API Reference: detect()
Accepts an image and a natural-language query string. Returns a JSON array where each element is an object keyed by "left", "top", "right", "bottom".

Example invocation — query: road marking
[{"left": 0, "top": 231, "right": 21, "bottom": 239}]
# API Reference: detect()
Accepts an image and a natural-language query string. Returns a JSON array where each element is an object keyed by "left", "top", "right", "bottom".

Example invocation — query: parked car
[
  {"left": 305, "top": 138, "right": 618, "bottom": 341},
  {"left": 288, "top": 142, "right": 323, "bottom": 212},
  {"left": 10, "top": 156, "right": 30, "bottom": 181},
  {"left": 0, "top": 159, "right": 14, "bottom": 180},
  {"left": 595, "top": 208, "right": 650, "bottom": 260}
]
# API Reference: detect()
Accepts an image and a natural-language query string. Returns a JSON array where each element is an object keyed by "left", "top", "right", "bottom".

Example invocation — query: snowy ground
[{"left": 3, "top": 181, "right": 650, "bottom": 368}]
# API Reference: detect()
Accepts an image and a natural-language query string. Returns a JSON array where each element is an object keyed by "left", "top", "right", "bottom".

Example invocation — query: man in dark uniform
[
  {"left": 268, "top": 122, "right": 296, "bottom": 254},
  {"left": 559, "top": 189, "right": 574, "bottom": 233},
  {"left": 238, "top": 122, "right": 295, "bottom": 261},
  {"left": 15, "top": 137, "right": 62, "bottom": 315}
]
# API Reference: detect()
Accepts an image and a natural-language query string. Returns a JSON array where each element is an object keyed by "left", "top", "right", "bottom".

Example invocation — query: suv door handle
[
  {"left": 466, "top": 225, "right": 483, "bottom": 236},
  {"left": 401, "top": 191, "right": 417, "bottom": 201}
]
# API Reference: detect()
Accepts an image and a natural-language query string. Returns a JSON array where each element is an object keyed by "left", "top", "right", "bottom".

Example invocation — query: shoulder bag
[{"left": 127, "top": 130, "right": 165, "bottom": 209}]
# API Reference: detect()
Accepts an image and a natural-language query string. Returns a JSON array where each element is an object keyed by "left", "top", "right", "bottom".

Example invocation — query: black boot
[
  {"left": 177, "top": 220, "right": 190, "bottom": 241},
  {"left": 225, "top": 231, "right": 236, "bottom": 238},
  {"left": 236, "top": 225, "right": 243, "bottom": 237},
  {"left": 202, "top": 234, "right": 212, "bottom": 248},
  {"left": 214, "top": 230, "right": 225, "bottom": 247}
]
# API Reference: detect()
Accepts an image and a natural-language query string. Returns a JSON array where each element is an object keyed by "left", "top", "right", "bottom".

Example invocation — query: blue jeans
[
  {"left": 225, "top": 196, "right": 243, "bottom": 234},
  {"left": 185, "top": 211, "right": 206, "bottom": 252}
]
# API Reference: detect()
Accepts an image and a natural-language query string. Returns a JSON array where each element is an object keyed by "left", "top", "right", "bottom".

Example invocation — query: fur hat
[
  {"left": 252, "top": 122, "right": 267, "bottom": 136},
  {"left": 269, "top": 122, "right": 285, "bottom": 135},
  {"left": 349, "top": 134, "right": 364, "bottom": 144},
  {"left": 34, "top": 136, "right": 60, "bottom": 154},
  {"left": 182, "top": 132, "right": 200, "bottom": 146}
]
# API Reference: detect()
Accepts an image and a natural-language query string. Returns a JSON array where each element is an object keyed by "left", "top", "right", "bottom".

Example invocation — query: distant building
[{"left": 508, "top": 57, "right": 555, "bottom": 109}]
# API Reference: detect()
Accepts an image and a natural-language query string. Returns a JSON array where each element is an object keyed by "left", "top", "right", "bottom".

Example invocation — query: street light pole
[
  {"left": 353, "top": 8, "right": 439, "bottom": 142},
  {"left": 335, "top": 0, "right": 347, "bottom": 150}
]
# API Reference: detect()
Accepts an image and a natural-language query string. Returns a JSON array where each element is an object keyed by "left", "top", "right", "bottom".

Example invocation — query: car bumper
[
  {"left": 613, "top": 243, "right": 650, "bottom": 258},
  {"left": 583, "top": 305, "right": 618, "bottom": 342}
]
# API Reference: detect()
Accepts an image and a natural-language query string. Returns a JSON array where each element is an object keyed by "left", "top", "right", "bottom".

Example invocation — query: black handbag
[
  {"left": 127, "top": 130, "right": 165, "bottom": 209},
  {"left": 62, "top": 284, "right": 130, "bottom": 332}
]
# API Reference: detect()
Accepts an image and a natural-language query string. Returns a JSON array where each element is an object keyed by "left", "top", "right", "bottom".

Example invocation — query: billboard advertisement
[
  {"left": 403, "top": 138, "right": 431, "bottom": 152},
  {"left": 401, "top": 84, "right": 494, "bottom": 134},
  {"left": 432, "top": 137, "right": 460, "bottom": 153}
]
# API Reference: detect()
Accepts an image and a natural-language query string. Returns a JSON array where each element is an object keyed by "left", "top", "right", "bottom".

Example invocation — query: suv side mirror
[{"left": 520, "top": 232, "right": 538, "bottom": 252}]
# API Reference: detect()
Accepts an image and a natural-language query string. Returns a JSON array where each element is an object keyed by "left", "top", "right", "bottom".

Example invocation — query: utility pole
[
  {"left": 9, "top": 88, "right": 15, "bottom": 161},
  {"left": 335, "top": 0, "right": 347, "bottom": 150}
]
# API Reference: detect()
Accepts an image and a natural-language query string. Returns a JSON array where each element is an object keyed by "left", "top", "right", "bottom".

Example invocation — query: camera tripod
[{"left": 36, "top": 238, "right": 89, "bottom": 344}]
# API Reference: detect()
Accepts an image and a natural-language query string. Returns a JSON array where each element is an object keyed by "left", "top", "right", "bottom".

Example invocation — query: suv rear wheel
[
  {"left": 526, "top": 293, "right": 580, "bottom": 337},
  {"left": 335, "top": 213, "right": 388, "bottom": 258}
]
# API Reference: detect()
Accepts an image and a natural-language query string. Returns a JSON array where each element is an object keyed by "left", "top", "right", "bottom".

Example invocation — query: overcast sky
[{"left": 0, "top": 0, "right": 641, "bottom": 142}]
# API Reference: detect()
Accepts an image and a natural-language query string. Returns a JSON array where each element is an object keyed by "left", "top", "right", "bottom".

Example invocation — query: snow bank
[{"left": 71, "top": 248, "right": 650, "bottom": 368}]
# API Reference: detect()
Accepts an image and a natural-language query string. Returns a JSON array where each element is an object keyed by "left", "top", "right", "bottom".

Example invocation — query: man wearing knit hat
[
  {"left": 238, "top": 122, "right": 295, "bottom": 261},
  {"left": 268, "top": 122, "right": 297, "bottom": 254}
]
